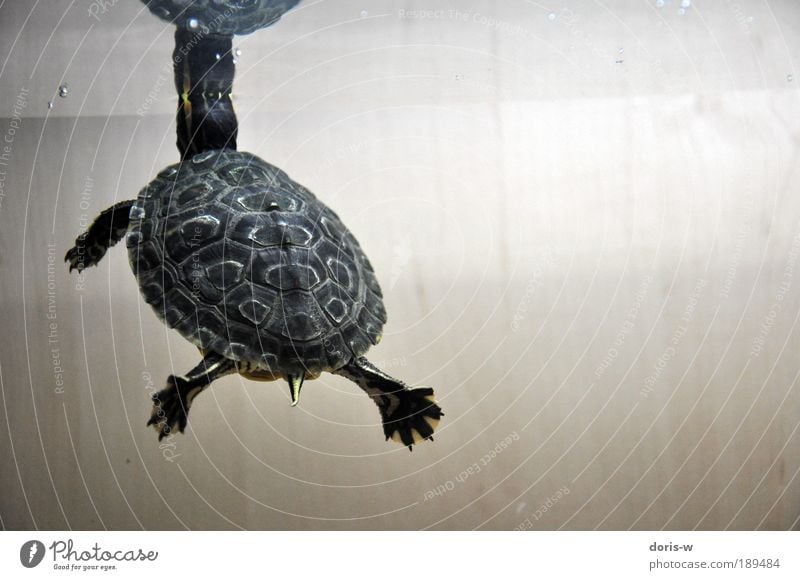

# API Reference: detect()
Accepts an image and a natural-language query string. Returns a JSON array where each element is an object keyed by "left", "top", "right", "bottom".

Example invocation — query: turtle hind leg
[
  {"left": 334, "top": 357, "right": 443, "bottom": 450},
  {"left": 65, "top": 200, "right": 134, "bottom": 272},
  {"left": 147, "top": 351, "right": 236, "bottom": 441}
]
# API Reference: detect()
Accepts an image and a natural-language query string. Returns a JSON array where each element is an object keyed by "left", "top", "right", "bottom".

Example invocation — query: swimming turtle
[
  {"left": 141, "top": 0, "right": 301, "bottom": 36},
  {"left": 66, "top": 4, "right": 441, "bottom": 450},
  {"left": 64, "top": 150, "right": 443, "bottom": 449}
]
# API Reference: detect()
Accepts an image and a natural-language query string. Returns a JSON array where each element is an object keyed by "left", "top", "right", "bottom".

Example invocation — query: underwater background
[{"left": 0, "top": 0, "right": 799, "bottom": 530}]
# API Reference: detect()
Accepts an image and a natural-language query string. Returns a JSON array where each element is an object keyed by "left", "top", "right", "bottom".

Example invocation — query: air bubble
[
  {"left": 58, "top": 83, "right": 69, "bottom": 98},
  {"left": 47, "top": 101, "right": 53, "bottom": 109},
  {"left": 656, "top": 0, "right": 664, "bottom": 7},
  {"left": 360, "top": 10, "right": 368, "bottom": 18},
  {"left": 547, "top": 12, "right": 557, "bottom": 21},
  {"left": 129, "top": 205, "right": 146, "bottom": 220},
  {"left": 234, "top": 47, "right": 242, "bottom": 57},
  {"left": 681, "top": 0, "right": 691, "bottom": 7},
  {"left": 678, "top": 8, "right": 686, "bottom": 15},
  {"left": 187, "top": 17, "right": 200, "bottom": 29},
  {"left": 788, "top": 74, "right": 794, "bottom": 82}
]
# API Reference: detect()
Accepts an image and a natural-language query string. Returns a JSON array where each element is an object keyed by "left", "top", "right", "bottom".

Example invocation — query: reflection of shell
[
  {"left": 126, "top": 150, "right": 387, "bottom": 377},
  {"left": 141, "top": 0, "right": 300, "bottom": 36}
]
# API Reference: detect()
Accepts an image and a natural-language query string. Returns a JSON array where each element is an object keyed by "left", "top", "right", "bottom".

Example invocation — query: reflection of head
[
  {"left": 140, "top": 0, "right": 301, "bottom": 36},
  {"left": 28, "top": 543, "right": 38, "bottom": 563}
]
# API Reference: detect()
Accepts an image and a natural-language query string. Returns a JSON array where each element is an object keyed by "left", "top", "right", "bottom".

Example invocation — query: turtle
[
  {"left": 141, "top": 0, "right": 301, "bottom": 36},
  {"left": 64, "top": 149, "right": 443, "bottom": 449}
]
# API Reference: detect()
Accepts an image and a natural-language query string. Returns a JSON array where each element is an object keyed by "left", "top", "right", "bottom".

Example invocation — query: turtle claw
[
  {"left": 383, "top": 388, "right": 443, "bottom": 451},
  {"left": 148, "top": 375, "right": 196, "bottom": 440},
  {"left": 65, "top": 234, "right": 106, "bottom": 273}
]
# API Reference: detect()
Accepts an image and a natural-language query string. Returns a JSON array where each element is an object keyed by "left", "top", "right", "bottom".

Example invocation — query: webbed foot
[
  {"left": 381, "top": 387, "right": 443, "bottom": 450},
  {"left": 147, "top": 375, "right": 196, "bottom": 441},
  {"left": 65, "top": 233, "right": 107, "bottom": 272},
  {"left": 335, "top": 357, "right": 444, "bottom": 450},
  {"left": 146, "top": 352, "right": 236, "bottom": 441}
]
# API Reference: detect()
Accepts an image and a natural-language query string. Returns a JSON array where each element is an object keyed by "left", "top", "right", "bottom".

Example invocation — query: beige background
[{"left": 1, "top": 0, "right": 799, "bottom": 530}]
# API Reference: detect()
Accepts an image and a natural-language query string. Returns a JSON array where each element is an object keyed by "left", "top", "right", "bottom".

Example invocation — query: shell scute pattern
[
  {"left": 224, "top": 283, "right": 278, "bottom": 325},
  {"left": 127, "top": 150, "right": 385, "bottom": 375},
  {"left": 218, "top": 159, "right": 287, "bottom": 186},
  {"left": 314, "top": 281, "right": 349, "bottom": 324}
]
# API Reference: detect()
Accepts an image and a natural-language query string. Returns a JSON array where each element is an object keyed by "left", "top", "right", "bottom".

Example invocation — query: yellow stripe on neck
[{"left": 182, "top": 59, "right": 193, "bottom": 151}]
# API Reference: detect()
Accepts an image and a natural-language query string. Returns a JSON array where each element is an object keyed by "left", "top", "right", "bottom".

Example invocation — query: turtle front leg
[
  {"left": 334, "top": 357, "right": 443, "bottom": 450},
  {"left": 65, "top": 200, "right": 135, "bottom": 272},
  {"left": 148, "top": 351, "right": 236, "bottom": 441}
]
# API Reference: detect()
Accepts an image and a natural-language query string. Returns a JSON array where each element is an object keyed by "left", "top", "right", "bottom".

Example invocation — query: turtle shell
[
  {"left": 126, "top": 150, "right": 386, "bottom": 376},
  {"left": 141, "top": 0, "right": 300, "bottom": 36}
]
